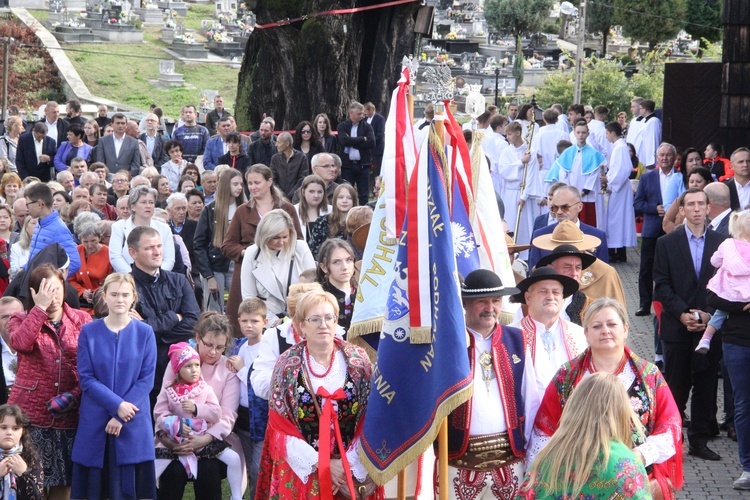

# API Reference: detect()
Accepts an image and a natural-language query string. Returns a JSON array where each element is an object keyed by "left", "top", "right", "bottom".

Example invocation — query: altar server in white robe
[
  {"left": 536, "top": 109, "right": 569, "bottom": 181},
  {"left": 485, "top": 113, "right": 510, "bottom": 196},
  {"left": 498, "top": 121, "right": 544, "bottom": 248},
  {"left": 603, "top": 121, "right": 637, "bottom": 262}
]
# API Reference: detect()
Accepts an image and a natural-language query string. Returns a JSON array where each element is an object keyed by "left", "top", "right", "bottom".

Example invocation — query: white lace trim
[
  {"left": 525, "top": 426, "right": 551, "bottom": 469},
  {"left": 286, "top": 436, "right": 318, "bottom": 483},
  {"left": 347, "top": 438, "right": 368, "bottom": 482}
]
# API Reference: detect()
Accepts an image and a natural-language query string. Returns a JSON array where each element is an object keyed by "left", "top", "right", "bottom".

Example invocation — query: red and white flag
[{"left": 382, "top": 67, "right": 418, "bottom": 239}]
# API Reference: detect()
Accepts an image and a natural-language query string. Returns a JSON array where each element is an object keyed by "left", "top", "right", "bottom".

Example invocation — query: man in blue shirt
[{"left": 25, "top": 183, "right": 81, "bottom": 274}]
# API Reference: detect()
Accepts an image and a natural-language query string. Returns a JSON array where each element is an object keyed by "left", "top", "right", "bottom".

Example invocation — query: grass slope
[{"left": 28, "top": 7, "right": 239, "bottom": 118}]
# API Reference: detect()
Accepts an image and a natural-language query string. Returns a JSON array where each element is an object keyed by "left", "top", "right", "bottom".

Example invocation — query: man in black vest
[{"left": 441, "top": 269, "right": 538, "bottom": 498}]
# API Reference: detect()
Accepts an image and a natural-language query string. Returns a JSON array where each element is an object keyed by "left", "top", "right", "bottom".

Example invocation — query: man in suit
[
  {"left": 338, "top": 101, "right": 375, "bottom": 206},
  {"left": 203, "top": 116, "right": 243, "bottom": 170},
  {"left": 706, "top": 182, "right": 732, "bottom": 236},
  {"left": 654, "top": 187, "right": 726, "bottom": 461},
  {"left": 39, "top": 100, "right": 69, "bottom": 147},
  {"left": 633, "top": 142, "right": 677, "bottom": 316},
  {"left": 16, "top": 122, "right": 57, "bottom": 182},
  {"left": 205, "top": 95, "right": 231, "bottom": 137},
  {"left": 364, "top": 102, "right": 385, "bottom": 184},
  {"left": 725, "top": 147, "right": 750, "bottom": 210},
  {"left": 93, "top": 112, "right": 142, "bottom": 177},
  {"left": 527, "top": 185, "right": 608, "bottom": 270},
  {"left": 532, "top": 181, "right": 566, "bottom": 233},
  {"left": 139, "top": 113, "right": 169, "bottom": 168}
]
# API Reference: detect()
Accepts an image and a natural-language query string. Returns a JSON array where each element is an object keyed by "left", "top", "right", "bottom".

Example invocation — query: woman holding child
[
  {"left": 156, "top": 312, "right": 246, "bottom": 500},
  {"left": 72, "top": 273, "right": 157, "bottom": 499}
]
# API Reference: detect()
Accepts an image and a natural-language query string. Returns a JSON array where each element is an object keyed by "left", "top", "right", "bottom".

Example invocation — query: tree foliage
[
  {"left": 614, "top": 0, "right": 687, "bottom": 48},
  {"left": 485, "top": 0, "right": 554, "bottom": 85},
  {"left": 585, "top": 0, "right": 615, "bottom": 54},
  {"left": 684, "top": 0, "right": 722, "bottom": 45},
  {"left": 535, "top": 55, "right": 664, "bottom": 115},
  {"left": 484, "top": 0, "right": 554, "bottom": 41}
]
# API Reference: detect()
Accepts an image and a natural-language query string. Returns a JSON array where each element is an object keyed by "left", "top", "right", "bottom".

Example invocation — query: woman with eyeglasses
[
  {"left": 294, "top": 120, "right": 324, "bottom": 168},
  {"left": 240, "top": 209, "right": 315, "bottom": 326},
  {"left": 256, "top": 289, "right": 378, "bottom": 499},
  {"left": 156, "top": 312, "right": 247, "bottom": 499}
]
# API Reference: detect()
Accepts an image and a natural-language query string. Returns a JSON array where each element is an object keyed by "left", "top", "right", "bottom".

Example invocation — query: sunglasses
[{"left": 549, "top": 202, "right": 581, "bottom": 213}]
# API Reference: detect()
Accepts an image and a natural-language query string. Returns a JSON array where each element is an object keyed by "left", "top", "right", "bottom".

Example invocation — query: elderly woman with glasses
[
  {"left": 256, "top": 289, "right": 378, "bottom": 499},
  {"left": 108, "top": 185, "right": 176, "bottom": 273}
]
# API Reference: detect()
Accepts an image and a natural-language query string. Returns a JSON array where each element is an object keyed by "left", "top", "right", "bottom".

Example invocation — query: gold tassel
[
  {"left": 359, "top": 383, "right": 474, "bottom": 486},
  {"left": 409, "top": 326, "right": 432, "bottom": 344},
  {"left": 347, "top": 317, "right": 384, "bottom": 340}
]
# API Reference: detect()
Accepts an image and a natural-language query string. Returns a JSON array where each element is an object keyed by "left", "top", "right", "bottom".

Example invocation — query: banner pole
[
  {"left": 438, "top": 417, "right": 448, "bottom": 500},
  {"left": 397, "top": 469, "right": 407, "bottom": 500}
]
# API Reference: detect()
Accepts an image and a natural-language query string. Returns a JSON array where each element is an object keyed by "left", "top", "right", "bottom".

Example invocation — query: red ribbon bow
[{"left": 316, "top": 386, "right": 357, "bottom": 499}]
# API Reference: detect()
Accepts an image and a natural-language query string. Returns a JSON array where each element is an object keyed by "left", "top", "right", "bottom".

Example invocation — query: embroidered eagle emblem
[{"left": 451, "top": 221, "right": 476, "bottom": 259}]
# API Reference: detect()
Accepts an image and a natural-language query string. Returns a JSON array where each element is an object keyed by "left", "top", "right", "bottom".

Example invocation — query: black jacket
[
  {"left": 368, "top": 113, "right": 386, "bottom": 157},
  {"left": 218, "top": 152, "right": 252, "bottom": 177},
  {"left": 706, "top": 291, "right": 750, "bottom": 348},
  {"left": 131, "top": 265, "right": 199, "bottom": 344},
  {"left": 193, "top": 201, "right": 232, "bottom": 278},
  {"left": 336, "top": 119, "right": 375, "bottom": 167},
  {"left": 653, "top": 226, "right": 726, "bottom": 343},
  {"left": 38, "top": 118, "right": 69, "bottom": 147},
  {"left": 247, "top": 138, "right": 277, "bottom": 167},
  {"left": 16, "top": 131, "right": 57, "bottom": 182}
]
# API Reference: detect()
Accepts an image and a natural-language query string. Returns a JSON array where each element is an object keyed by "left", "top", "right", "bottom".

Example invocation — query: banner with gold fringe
[
  {"left": 348, "top": 189, "right": 398, "bottom": 359},
  {"left": 359, "top": 126, "right": 473, "bottom": 485}
]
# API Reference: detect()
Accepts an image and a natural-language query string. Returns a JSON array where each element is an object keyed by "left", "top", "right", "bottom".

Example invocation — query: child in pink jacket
[
  {"left": 696, "top": 211, "right": 750, "bottom": 353},
  {"left": 154, "top": 342, "right": 243, "bottom": 500}
]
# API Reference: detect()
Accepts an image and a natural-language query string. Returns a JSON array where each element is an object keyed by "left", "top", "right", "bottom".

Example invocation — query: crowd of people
[{"left": 0, "top": 92, "right": 744, "bottom": 500}]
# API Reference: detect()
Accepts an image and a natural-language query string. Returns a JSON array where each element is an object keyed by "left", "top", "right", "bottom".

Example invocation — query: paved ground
[{"left": 619, "top": 246, "right": 746, "bottom": 499}]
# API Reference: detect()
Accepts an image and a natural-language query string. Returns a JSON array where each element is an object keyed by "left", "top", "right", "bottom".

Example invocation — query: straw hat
[
  {"left": 351, "top": 223, "right": 370, "bottom": 253},
  {"left": 505, "top": 233, "right": 532, "bottom": 254},
  {"left": 531, "top": 220, "right": 601, "bottom": 252}
]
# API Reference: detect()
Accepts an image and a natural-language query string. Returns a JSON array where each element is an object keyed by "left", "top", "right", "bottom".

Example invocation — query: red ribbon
[
  {"left": 255, "top": 0, "right": 419, "bottom": 30},
  {"left": 316, "top": 386, "right": 357, "bottom": 500}
]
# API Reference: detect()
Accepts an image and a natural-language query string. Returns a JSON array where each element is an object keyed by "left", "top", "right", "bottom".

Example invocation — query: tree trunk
[
  {"left": 235, "top": 1, "right": 419, "bottom": 131},
  {"left": 602, "top": 28, "right": 609, "bottom": 56}
]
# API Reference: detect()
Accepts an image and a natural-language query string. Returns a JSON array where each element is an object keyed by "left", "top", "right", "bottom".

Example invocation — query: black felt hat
[
  {"left": 512, "top": 267, "right": 579, "bottom": 304},
  {"left": 536, "top": 244, "right": 597, "bottom": 270},
  {"left": 461, "top": 269, "right": 520, "bottom": 299}
]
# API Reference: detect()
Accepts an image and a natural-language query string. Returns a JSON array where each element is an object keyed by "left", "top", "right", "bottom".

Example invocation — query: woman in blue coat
[{"left": 71, "top": 272, "right": 158, "bottom": 499}]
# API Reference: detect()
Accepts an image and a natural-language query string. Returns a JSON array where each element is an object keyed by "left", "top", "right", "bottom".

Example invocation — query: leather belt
[{"left": 448, "top": 432, "right": 521, "bottom": 471}]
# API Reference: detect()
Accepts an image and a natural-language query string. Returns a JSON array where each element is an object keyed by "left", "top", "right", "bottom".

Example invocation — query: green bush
[{"left": 535, "top": 53, "right": 665, "bottom": 115}]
